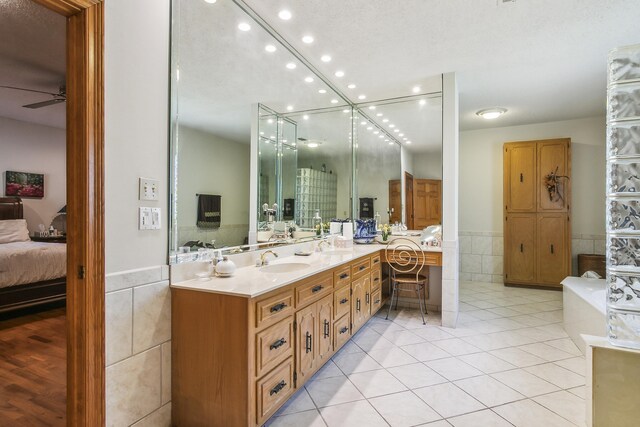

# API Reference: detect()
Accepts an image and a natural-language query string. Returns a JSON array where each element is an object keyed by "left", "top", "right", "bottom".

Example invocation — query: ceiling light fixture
[
  {"left": 347, "top": 84, "right": 356, "bottom": 89},
  {"left": 278, "top": 10, "right": 292, "bottom": 20},
  {"left": 334, "top": 70, "right": 345, "bottom": 77},
  {"left": 379, "top": 135, "right": 384, "bottom": 139},
  {"left": 476, "top": 107, "right": 507, "bottom": 120},
  {"left": 388, "top": 142, "right": 394, "bottom": 145},
  {"left": 308, "top": 143, "right": 318, "bottom": 148},
  {"left": 406, "top": 140, "right": 412, "bottom": 144},
  {"left": 389, "top": 124, "right": 395, "bottom": 128},
  {"left": 394, "top": 129, "right": 399, "bottom": 133},
  {"left": 321, "top": 55, "right": 332, "bottom": 62},
  {"left": 412, "top": 86, "right": 421, "bottom": 93},
  {"left": 304, "top": 76, "right": 314, "bottom": 83},
  {"left": 286, "top": 62, "right": 296, "bottom": 70},
  {"left": 358, "top": 95, "right": 366, "bottom": 100},
  {"left": 302, "top": 35, "right": 314, "bottom": 44},
  {"left": 360, "top": 121, "right": 366, "bottom": 125},
  {"left": 367, "top": 126, "right": 373, "bottom": 130},
  {"left": 399, "top": 133, "right": 404, "bottom": 137},
  {"left": 204, "top": 0, "right": 217, "bottom": 4},
  {"left": 238, "top": 22, "right": 251, "bottom": 31},
  {"left": 265, "top": 44, "right": 276, "bottom": 53},
  {"left": 303, "top": 115, "right": 309, "bottom": 120},
  {"left": 330, "top": 99, "right": 338, "bottom": 104},
  {"left": 376, "top": 113, "right": 383, "bottom": 117},
  {"left": 286, "top": 105, "right": 293, "bottom": 111},
  {"left": 373, "top": 131, "right": 379, "bottom": 134},
  {"left": 368, "top": 106, "right": 376, "bottom": 110},
  {"left": 342, "top": 109, "right": 350, "bottom": 113},
  {"left": 318, "top": 89, "right": 327, "bottom": 94},
  {"left": 419, "top": 99, "right": 427, "bottom": 106},
  {"left": 382, "top": 118, "right": 389, "bottom": 123}
]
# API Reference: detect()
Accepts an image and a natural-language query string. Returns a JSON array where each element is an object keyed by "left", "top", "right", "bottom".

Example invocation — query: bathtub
[{"left": 562, "top": 277, "right": 607, "bottom": 353}]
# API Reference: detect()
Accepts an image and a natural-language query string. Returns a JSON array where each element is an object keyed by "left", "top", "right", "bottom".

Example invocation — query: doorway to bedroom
[{"left": 0, "top": 0, "right": 68, "bottom": 424}]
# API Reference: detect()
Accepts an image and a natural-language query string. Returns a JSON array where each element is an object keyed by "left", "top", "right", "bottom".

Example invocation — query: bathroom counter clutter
[{"left": 170, "top": 244, "right": 442, "bottom": 298}]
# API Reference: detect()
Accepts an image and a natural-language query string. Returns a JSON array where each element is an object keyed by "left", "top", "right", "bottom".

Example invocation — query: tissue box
[{"left": 335, "top": 236, "right": 353, "bottom": 248}]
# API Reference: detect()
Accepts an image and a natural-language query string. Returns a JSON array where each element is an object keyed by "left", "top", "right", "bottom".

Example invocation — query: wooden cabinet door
[
  {"left": 388, "top": 180, "right": 401, "bottom": 223},
  {"left": 363, "top": 275, "right": 372, "bottom": 321},
  {"left": 505, "top": 213, "right": 536, "bottom": 284},
  {"left": 537, "top": 139, "right": 570, "bottom": 212},
  {"left": 317, "top": 295, "right": 333, "bottom": 363},
  {"left": 537, "top": 213, "right": 570, "bottom": 286},
  {"left": 351, "top": 277, "right": 366, "bottom": 332},
  {"left": 295, "top": 304, "right": 317, "bottom": 384},
  {"left": 414, "top": 179, "right": 442, "bottom": 229},
  {"left": 504, "top": 143, "right": 536, "bottom": 212}
]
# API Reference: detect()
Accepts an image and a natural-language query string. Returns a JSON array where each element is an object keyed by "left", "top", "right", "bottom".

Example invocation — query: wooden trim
[{"left": 31, "top": 0, "right": 100, "bottom": 17}]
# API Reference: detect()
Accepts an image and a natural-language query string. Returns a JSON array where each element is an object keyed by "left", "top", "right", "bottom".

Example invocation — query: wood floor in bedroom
[{"left": 0, "top": 308, "right": 66, "bottom": 426}]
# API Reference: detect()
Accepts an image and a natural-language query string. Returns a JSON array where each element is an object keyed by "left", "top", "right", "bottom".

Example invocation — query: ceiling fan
[{"left": 0, "top": 85, "right": 66, "bottom": 109}]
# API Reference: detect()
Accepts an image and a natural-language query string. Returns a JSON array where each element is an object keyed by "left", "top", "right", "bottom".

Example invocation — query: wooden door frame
[
  {"left": 404, "top": 172, "right": 414, "bottom": 229},
  {"left": 31, "top": 0, "right": 105, "bottom": 425}
]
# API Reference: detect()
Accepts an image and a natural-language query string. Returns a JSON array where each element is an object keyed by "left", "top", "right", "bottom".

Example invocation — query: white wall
[
  {"left": 412, "top": 151, "right": 443, "bottom": 180},
  {"left": 0, "top": 116, "right": 66, "bottom": 233},
  {"left": 459, "top": 116, "right": 606, "bottom": 236}
]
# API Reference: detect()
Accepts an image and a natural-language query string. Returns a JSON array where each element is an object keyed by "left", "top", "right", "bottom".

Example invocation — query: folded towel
[{"left": 197, "top": 194, "right": 221, "bottom": 229}]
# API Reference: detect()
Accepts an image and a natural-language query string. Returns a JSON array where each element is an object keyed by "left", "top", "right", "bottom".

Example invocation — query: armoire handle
[
  {"left": 520, "top": 243, "right": 523, "bottom": 253},
  {"left": 550, "top": 244, "right": 554, "bottom": 254},
  {"left": 520, "top": 173, "right": 523, "bottom": 182}
]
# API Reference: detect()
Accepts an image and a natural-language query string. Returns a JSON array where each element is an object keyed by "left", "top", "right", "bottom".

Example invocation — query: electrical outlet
[
  {"left": 139, "top": 177, "right": 159, "bottom": 201},
  {"left": 139, "top": 207, "right": 152, "bottom": 230},
  {"left": 150, "top": 208, "right": 161, "bottom": 230}
]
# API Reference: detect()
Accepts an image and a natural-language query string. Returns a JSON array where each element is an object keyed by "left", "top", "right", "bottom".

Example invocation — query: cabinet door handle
[
  {"left": 323, "top": 320, "right": 330, "bottom": 338},
  {"left": 270, "top": 303, "right": 287, "bottom": 313},
  {"left": 305, "top": 332, "right": 312, "bottom": 353},
  {"left": 340, "top": 298, "right": 348, "bottom": 304},
  {"left": 366, "top": 292, "right": 370, "bottom": 304},
  {"left": 374, "top": 299, "right": 380, "bottom": 304},
  {"left": 339, "top": 273, "right": 349, "bottom": 279},
  {"left": 373, "top": 277, "right": 379, "bottom": 282},
  {"left": 270, "top": 338, "right": 287, "bottom": 350},
  {"left": 520, "top": 243, "right": 523, "bottom": 253},
  {"left": 269, "top": 380, "right": 287, "bottom": 396},
  {"left": 339, "top": 326, "right": 348, "bottom": 334},
  {"left": 550, "top": 244, "right": 554, "bottom": 254},
  {"left": 312, "top": 285, "right": 323, "bottom": 293},
  {"left": 520, "top": 173, "right": 523, "bottom": 182},
  {"left": 356, "top": 299, "right": 361, "bottom": 311}
]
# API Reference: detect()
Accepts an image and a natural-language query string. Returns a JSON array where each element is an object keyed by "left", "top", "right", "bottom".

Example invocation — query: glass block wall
[
  {"left": 607, "top": 43, "right": 640, "bottom": 349},
  {"left": 295, "top": 168, "right": 338, "bottom": 228}
]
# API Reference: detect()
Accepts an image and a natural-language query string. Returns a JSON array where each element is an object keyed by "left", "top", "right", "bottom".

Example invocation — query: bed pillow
[{"left": 0, "top": 219, "right": 31, "bottom": 244}]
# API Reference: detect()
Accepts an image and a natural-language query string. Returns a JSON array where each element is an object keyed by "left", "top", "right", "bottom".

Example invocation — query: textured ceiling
[{"left": 0, "top": 0, "right": 66, "bottom": 129}]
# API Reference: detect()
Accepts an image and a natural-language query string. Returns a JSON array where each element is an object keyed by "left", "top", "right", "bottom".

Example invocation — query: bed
[{"left": 0, "top": 197, "right": 66, "bottom": 313}]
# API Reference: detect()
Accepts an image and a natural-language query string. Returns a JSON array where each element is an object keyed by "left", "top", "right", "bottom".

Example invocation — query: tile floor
[{"left": 265, "top": 281, "right": 586, "bottom": 427}]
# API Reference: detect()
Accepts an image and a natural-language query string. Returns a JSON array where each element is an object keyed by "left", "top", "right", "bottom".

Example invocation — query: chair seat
[{"left": 393, "top": 274, "right": 428, "bottom": 284}]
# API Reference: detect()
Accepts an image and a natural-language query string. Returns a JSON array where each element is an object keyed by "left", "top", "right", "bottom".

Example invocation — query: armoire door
[
  {"left": 537, "top": 213, "right": 569, "bottom": 286},
  {"left": 295, "top": 304, "right": 317, "bottom": 383},
  {"left": 505, "top": 213, "right": 536, "bottom": 284},
  {"left": 414, "top": 179, "right": 442, "bottom": 229},
  {"left": 316, "top": 295, "right": 333, "bottom": 363},
  {"left": 388, "top": 180, "right": 401, "bottom": 223},
  {"left": 504, "top": 143, "right": 537, "bottom": 212},
  {"left": 537, "top": 139, "right": 571, "bottom": 212}
]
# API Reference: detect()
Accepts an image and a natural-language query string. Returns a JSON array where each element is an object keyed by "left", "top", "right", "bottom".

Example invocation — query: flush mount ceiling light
[
  {"left": 304, "top": 76, "right": 314, "bottom": 83},
  {"left": 278, "top": 10, "right": 292, "bottom": 20},
  {"left": 347, "top": 84, "right": 356, "bottom": 89},
  {"left": 265, "top": 44, "right": 276, "bottom": 53},
  {"left": 302, "top": 35, "right": 314, "bottom": 44},
  {"left": 238, "top": 22, "right": 251, "bottom": 31},
  {"left": 476, "top": 107, "right": 507, "bottom": 120},
  {"left": 334, "top": 70, "right": 345, "bottom": 77},
  {"left": 286, "top": 62, "right": 297, "bottom": 70},
  {"left": 321, "top": 55, "right": 332, "bottom": 62}
]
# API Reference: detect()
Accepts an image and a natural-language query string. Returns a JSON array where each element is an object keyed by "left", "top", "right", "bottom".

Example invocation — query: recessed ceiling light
[
  {"left": 265, "top": 44, "right": 276, "bottom": 53},
  {"left": 334, "top": 70, "right": 345, "bottom": 77},
  {"left": 259, "top": 131, "right": 264, "bottom": 135},
  {"left": 286, "top": 62, "right": 297, "bottom": 69},
  {"left": 204, "top": 0, "right": 217, "bottom": 4},
  {"left": 376, "top": 113, "right": 383, "bottom": 117},
  {"left": 382, "top": 118, "right": 389, "bottom": 123},
  {"left": 270, "top": 135, "right": 275, "bottom": 139},
  {"left": 394, "top": 129, "right": 399, "bottom": 133},
  {"left": 304, "top": 76, "right": 314, "bottom": 83},
  {"left": 347, "top": 84, "right": 356, "bottom": 89},
  {"left": 302, "top": 35, "right": 314, "bottom": 44},
  {"left": 389, "top": 124, "right": 395, "bottom": 128},
  {"left": 330, "top": 99, "right": 338, "bottom": 104},
  {"left": 419, "top": 99, "right": 427, "bottom": 105},
  {"left": 278, "top": 10, "right": 292, "bottom": 20},
  {"left": 358, "top": 95, "right": 366, "bottom": 100},
  {"left": 342, "top": 109, "right": 350, "bottom": 113},
  {"left": 286, "top": 105, "right": 293, "bottom": 111},
  {"left": 238, "top": 22, "right": 251, "bottom": 31},
  {"left": 360, "top": 121, "right": 366, "bottom": 125},
  {"left": 403, "top": 137, "right": 407, "bottom": 141},
  {"left": 406, "top": 140, "right": 412, "bottom": 144},
  {"left": 303, "top": 115, "right": 309, "bottom": 120},
  {"left": 318, "top": 89, "right": 327, "bottom": 94},
  {"left": 412, "top": 86, "right": 421, "bottom": 93},
  {"left": 373, "top": 131, "right": 379, "bottom": 134},
  {"left": 282, "top": 139, "right": 288, "bottom": 142},
  {"left": 399, "top": 133, "right": 404, "bottom": 137},
  {"left": 267, "top": 119, "right": 273, "bottom": 124},
  {"left": 308, "top": 142, "right": 318, "bottom": 148},
  {"left": 388, "top": 142, "right": 394, "bottom": 145},
  {"left": 321, "top": 55, "right": 332, "bottom": 62},
  {"left": 476, "top": 107, "right": 507, "bottom": 119},
  {"left": 368, "top": 106, "right": 376, "bottom": 110},
  {"left": 366, "top": 127, "right": 373, "bottom": 130},
  {"left": 379, "top": 135, "right": 384, "bottom": 139}
]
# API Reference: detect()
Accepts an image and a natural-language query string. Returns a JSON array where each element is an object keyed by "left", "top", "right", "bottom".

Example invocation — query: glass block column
[{"left": 607, "top": 43, "right": 640, "bottom": 349}]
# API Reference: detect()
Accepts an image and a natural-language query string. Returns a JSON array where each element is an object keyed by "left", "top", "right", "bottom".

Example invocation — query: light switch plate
[
  {"left": 150, "top": 207, "right": 161, "bottom": 230},
  {"left": 139, "top": 207, "right": 152, "bottom": 230},
  {"left": 139, "top": 177, "right": 159, "bottom": 201}
]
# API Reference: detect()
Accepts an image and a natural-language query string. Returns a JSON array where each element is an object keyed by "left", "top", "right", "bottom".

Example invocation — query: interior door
[
  {"left": 505, "top": 213, "right": 537, "bottom": 284},
  {"left": 351, "top": 277, "right": 366, "bottom": 332},
  {"left": 405, "top": 172, "right": 414, "bottom": 229},
  {"left": 295, "top": 304, "right": 317, "bottom": 383},
  {"left": 388, "top": 180, "right": 402, "bottom": 223},
  {"left": 505, "top": 143, "right": 536, "bottom": 212},
  {"left": 537, "top": 213, "right": 569, "bottom": 286},
  {"left": 316, "top": 295, "right": 333, "bottom": 362},
  {"left": 537, "top": 139, "right": 570, "bottom": 212},
  {"left": 414, "top": 179, "right": 442, "bottom": 229}
]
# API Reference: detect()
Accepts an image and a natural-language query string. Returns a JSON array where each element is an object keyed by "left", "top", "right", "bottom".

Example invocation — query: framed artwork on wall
[{"left": 5, "top": 171, "right": 45, "bottom": 198}]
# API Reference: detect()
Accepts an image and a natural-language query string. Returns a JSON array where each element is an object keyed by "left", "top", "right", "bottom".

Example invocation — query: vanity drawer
[
  {"left": 255, "top": 317, "right": 293, "bottom": 378},
  {"left": 256, "top": 357, "right": 294, "bottom": 424},
  {"left": 371, "top": 269, "right": 382, "bottom": 293},
  {"left": 371, "top": 254, "right": 382, "bottom": 270},
  {"left": 255, "top": 291, "right": 294, "bottom": 330},
  {"left": 334, "top": 313, "right": 351, "bottom": 349},
  {"left": 334, "top": 266, "right": 351, "bottom": 289},
  {"left": 351, "top": 257, "right": 371, "bottom": 278},
  {"left": 370, "top": 288, "right": 383, "bottom": 314},
  {"left": 296, "top": 273, "right": 333, "bottom": 308},
  {"left": 334, "top": 284, "right": 351, "bottom": 319}
]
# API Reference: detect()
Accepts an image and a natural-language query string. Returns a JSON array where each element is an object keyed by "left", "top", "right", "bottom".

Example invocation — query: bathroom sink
[
  {"left": 260, "top": 263, "right": 311, "bottom": 274},
  {"left": 319, "top": 250, "right": 352, "bottom": 256}
]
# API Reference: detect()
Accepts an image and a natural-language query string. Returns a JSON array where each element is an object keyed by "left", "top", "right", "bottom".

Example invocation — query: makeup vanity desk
[{"left": 170, "top": 244, "right": 442, "bottom": 427}]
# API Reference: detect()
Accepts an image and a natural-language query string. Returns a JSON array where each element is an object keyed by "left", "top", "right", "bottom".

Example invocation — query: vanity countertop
[{"left": 170, "top": 244, "right": 442, "bottom": 298}]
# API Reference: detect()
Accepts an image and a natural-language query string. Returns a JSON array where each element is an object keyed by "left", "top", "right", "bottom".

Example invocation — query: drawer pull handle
[
  {"left": 269, "top": 338, "right": 287, "bottom": 350},
  {"left": 373, "top": 277, "right": 379, "bottom": 282},
  {"left": 339, "top": 273, "right": 349, "bottom": 279},
  {"left": 520, "top": 243, "right": 524, "bottom": 253},
  {"left": 374, "top": 299, "right": 380, "bottom": 304},
  {"left": 270, "top": 303, "right": 287, "bottom": 313},
  {"left": 366, "top": 292, "right": 370, "bottom": 304},
  {"left": 339, "top": 326, "right": 348, "bottom": 334},
  {"left": 356, "top": 299, "right": 361, "bottom": 312},
  {"left": 340, "top": 298, "right": 348, "bottom": 304},
  {"left": 550, "top": 244, "right": 554, "bottom": 254},
  {"left": 323, "top": 320, "right": 330, "bottom": 338},
  {"left": 520, "top": 172, "right": 523, "bottom": 182},
  {"left": 312, "top": 285, "right": 323, "bottom": 293},
  {"left": 359, "top": 265, "right": 366, "bottom": 271},
  {"left": 270, "top": 380, "right": 287, "bottom": 396},
  {"left": 373, "top": 258, "right": 380, "bottom": 264},
  {"left": 305, "top": 332, "right": 312, "bottom": 353}
]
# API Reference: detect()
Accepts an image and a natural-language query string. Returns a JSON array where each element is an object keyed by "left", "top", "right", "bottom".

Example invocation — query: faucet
[
  {"left": 259, "top": 250, "right": 278, "bottom": 266},
  {"left": 317, "top": 239, "right": 331, "bottom": 252}
]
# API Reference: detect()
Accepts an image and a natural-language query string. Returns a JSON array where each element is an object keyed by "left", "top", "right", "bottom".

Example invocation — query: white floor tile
[
  {"left": 275, "top": 388, "right": 316, "bottom": 416},
  {"left": 493, "top": 399, "right": 575, "bottom": 427},
  {"left": 425, "top": 357, "right": 484, "bottom": 381},
  {"left": 348, "top": 369, "right": 407, "bottom": 398},
  {"left": 416, "top": 420, "right": 452, "bottom": 427},
  {"left": 457, "top": 352, "right": 517, "bottom": 374},
  {"left": 554, "top": 357, "right": 586, "bottom": 376},
  {"left": 413, "top": 382, "right": 485, "bottom": 418},
  {"left": 566, "top": 385, "right": 586, "bottom": 400},
  {"left": 354, "top": 334, "right": 397, "bottom": 352},
  {"left": 454, "top": 375, "right": 525, "bottom": 407},
  {"left": 311, "top": 360, "right": 345, "bottom": 381},
  {"left": 409, "top": 326, "right": 455, "bottom": 341},
  {"left": 489, "top": 347, "right": 547, "bottom": 367},
  {"left": 332, "top": 350, "right": 384, "bottom": 375},
  {"left": 305, "top": 376, "right": 365, "bottom": 408},
  {"left": 381, "top": 330, "right": 425, "bottom": 346},
  {"left": 533, "top": 390, "right": 586, "bottom": 426},
  {"left": 319, "top": 400, "right": 389, "bottom": 427},
  {"left": 447, "top": 409, "right": 513, "bottom": 427},
  {"left": 524, "top": 363, "right": 585, "bottom": 389},
  {"left": 387, "top": 363, "right": 448, "bottom": 389},
  {"left": 516, "top": 343, "right": 575, "bottom": 362},
  {"left": 400, "top": 342, "right": 451, "bottom": 362},
  {"left": 367, "top": 347, "right": 419, "bottom": 368},
  {"left": 544, "top": 338, "right": 583, "bottom": 357},
  {"left": 491, "top": 369, "right": 560, "bottom": 397},
  {"left": 369, "top": 390, "right": 442, "bottom": 426},
  {"left": 431, "top": 338, "right": 482, "bottom": 356},
  {"left": 267, "top": 409, "right": 327, "bottom": 427}
]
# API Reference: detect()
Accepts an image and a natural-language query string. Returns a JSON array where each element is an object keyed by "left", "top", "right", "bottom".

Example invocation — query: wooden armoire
[{"left": 503, "top": 139, "right": 571, "bottom": 288}]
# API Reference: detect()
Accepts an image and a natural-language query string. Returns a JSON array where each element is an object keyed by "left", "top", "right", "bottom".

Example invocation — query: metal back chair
[{"left": 384, "top": 238, "right": 429, "bottom": 324}]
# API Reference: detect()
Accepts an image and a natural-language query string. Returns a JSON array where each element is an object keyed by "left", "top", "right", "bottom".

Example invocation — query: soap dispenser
[{"left": 313, "top": 210, "right": 323, "bottom": 236}]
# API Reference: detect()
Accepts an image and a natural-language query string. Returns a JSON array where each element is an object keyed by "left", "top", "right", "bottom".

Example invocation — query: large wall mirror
[{"left": 169, "top": 0, "right": 444, "bottom": 261}]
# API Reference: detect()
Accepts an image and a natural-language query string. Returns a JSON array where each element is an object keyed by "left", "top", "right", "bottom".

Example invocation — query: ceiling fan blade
[
  {"left": 23, "top": 98, "right": 66, "bottom": 109},
  {"left": 0, "top": 85, "right": 59, "bottom": 97}
]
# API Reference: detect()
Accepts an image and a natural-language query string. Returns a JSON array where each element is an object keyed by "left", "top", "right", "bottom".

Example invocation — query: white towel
[{"left": 342, "top": 223, "right": 353, "bottom": 240}]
